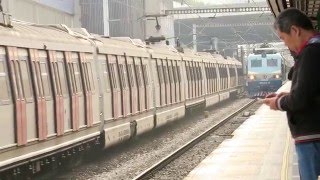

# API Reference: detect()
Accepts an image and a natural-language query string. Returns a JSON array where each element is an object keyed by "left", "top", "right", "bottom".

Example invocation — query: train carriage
[
  {"left": 147, "top": 44, "right": 186, "bottom": 127},
  {"left": 180, "top": 49, "right": 206, "bottom": 109},
  {"left": 0, "top": 23, "right": 102, "bottom": 172},
  {"left": 0, "top": 18, "right": 245, "bottom": 177}
]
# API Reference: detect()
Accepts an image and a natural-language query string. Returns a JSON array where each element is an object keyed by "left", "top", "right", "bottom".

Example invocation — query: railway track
[{"left": 133, "top": 99, "right": 257, "bottom": 180}]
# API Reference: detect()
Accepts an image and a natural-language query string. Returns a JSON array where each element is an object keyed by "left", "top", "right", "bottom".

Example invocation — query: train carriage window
[
  {"left": 127, "top": 64, "right": 135, "bottom": 88},
  {"left": 251, "top": 59, "right": 262, "bottom": 67},
  {"left": 102, "top": 62, "right": 111, "bottom": 91},
  {"left": 118, "top": 64, "right": 127, "bottom": 89},
  {"left": 109, "top": 64, "right": 117, "bottom": 89},
  {"left": 168, "top": 65, "right": 174, "bottom": 84},
  {"left": 73, "top": 63, "right": 82, "bottom": 93},
  {"left": 186, "top": 64, "right": 190, "bottom": 81},
  {"left": 135, "top": 64, "right": 142, "bottom": 87},
  {"left": 237, "top": 67, "right": 243, "bottom": 76},
  {"left": 157, "top": 64, "right": 164, "bottom": 84},
  {"left": 193, "top": 64, "right": 198, "bottom": 81},
  {"left": 212, "top": 66, "right": 216, "bottom": 79},
  {"left": 206, "top": 66, "right": 210, "bottom": 79},
  {"left": 56, "top": 54, "right": 68, "bottom": 96},
  {"left": 205, "top": 65, "right": 210, "bottom": 80},
  {"left": 18, "top": 49, "right": 33, "bottom": 99},
  {"left": 82, "top": 63, "right": 90, "bottom": 91},
  {"left": 172, "top": 64, "right": 178, "bottom": 83},
  {"left": 85, "top": 55, "right": 95, "bottom": 92},
  {"left": 195, "top": 65, "right": 199, "bottom": 81},
  {"left": 176, "top": 65, "right": 181, "bottom": 83},
  {"left": 267, "top": 58, "right": 278, "bottom": 67},
  {"left": 71, "top": 53, "right": 83, "bottom": 93},
  {"left": 68, "top": 63, "right": 76, "bottom": 94},
  {"left": 190, "top": 66, "right": 195, "bottom": 81},
  {"left": 198, "top": 65, "right": 202, "bottom": 80},
  {"left": 0, "top": 53, "right": 10, "bottom": 102},
  {"left": 51, "top": 62, "right": 60, "bottom": 96},
  {"left": 39, "top": 51, "right": 51, "bottom": 98},
  {"left": 142, "top": 64, "right": 149, "bottom": 85},
  {"left": 163, "top": 65, "right": 169, "bottom": 84}
]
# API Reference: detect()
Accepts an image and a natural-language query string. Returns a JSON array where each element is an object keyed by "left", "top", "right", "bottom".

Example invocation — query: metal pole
[
  {"left": 103, "top": 0, "right": 110, "bottom": 36},
  {"left": 193, "top": 24, "right": 197, "bottom": 52}
]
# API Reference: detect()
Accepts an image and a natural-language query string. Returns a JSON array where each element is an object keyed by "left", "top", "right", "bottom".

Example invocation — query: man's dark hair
[{"left": 274, "top": 8, "right": 314, "bottom": 33}]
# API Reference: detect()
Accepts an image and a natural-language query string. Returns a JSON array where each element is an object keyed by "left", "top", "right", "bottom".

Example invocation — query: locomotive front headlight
[
  {"left": 275, "top": 74, "right": 280, "bottom": 79},
  {"left": 249, "top": 75, "right": 255, "bottom": 80}
]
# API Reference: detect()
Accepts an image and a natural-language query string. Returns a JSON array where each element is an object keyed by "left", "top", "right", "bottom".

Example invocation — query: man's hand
[
  {"left": 265, "top": 92, "right": 289, "bottom": 98},
  {"left": 265, "top": 93, "right": 277, "bottom": 98},
  {"left": 263, "top": 97, "right": 279, "bottom": 110},
  {"left": 276, "top": 92, "right": 289, "bottom": 98}
]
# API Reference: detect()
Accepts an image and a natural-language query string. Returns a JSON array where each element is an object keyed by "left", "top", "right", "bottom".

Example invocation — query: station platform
[{"left": 185, "top": 81, "right": 301, "bottom": 180}]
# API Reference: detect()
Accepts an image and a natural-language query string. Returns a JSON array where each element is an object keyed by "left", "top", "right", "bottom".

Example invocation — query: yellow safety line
[{"left": 281, "top": 129, "right": 292, "bottom": 180}]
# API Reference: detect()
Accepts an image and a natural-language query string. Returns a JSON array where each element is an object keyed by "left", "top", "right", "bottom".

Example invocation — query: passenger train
[
  {"left": 0, "top": 15, "right": 244, "bottom": 177},
  {"left": 246, "top": 44, "right": 286, "bottom": 97}
]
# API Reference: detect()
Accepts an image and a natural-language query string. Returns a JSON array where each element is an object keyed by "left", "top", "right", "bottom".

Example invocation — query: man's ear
[{"left": 291, "top": 25, "right": 300, "bottom": 36}]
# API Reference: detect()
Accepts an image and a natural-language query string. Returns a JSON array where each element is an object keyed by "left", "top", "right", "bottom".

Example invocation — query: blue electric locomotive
[{"left": 246, "top": 44, "right": 284, "bottom": 97}]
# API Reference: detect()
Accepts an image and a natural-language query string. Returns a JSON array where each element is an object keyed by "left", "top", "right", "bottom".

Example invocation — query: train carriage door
[
  {"left": 204, "top": 63, "right": 209, "bottom": 94},
  {"left": 162, "top": 59, "right": 170, "bottom": 105},
  {"left": 156, "top": 59, "right": 165, "bottom": 106},
  {"left": 142, "top": 58, "right": 152, "bottom": 110},
  {"left": 38, "top": 50, "right": 54, "bottom": 137},
  {"left": 227, "top": 65, "right": 231, "bottom": 89},
  {"left": 201, "top": 62, "right": 206, "bottom": 96},
  {"left": 117, "top": 55, "right": 130, "bottom": 117},
  {"left": 80, "top": 53, "right": 96, "bottom": 126},
  {"left": 190, "top": 62, "right": 196, "bottom": 98},
  {"left": 213, "top": 64, "right": 217, "bottom": 93},
  {"left": 56, "top": 52, "right": 72, "bottom": 132},
  {"left": 108, "top": 55, "right": 122, "bottom": 118},
  {"left": 134, "top": 57, "right": 145, "bottom": 112},
  {"left": 98, "top": 54, "right": 112, "bottom": 121},
  {"left": 172, "top": 61, "right": 179, "bottom": 103},
  {"left": 208, "top": 63, "right": 213, "bottom": 94},
  {"left": 29, "top": 49, "right": 47, "bottom": 139},
  {"left": 126, "top": 57, "right": 138, "bottom": 114},
  {"left": 65, "top": 52, "right": 84, "bottom": 130},
  {"left": 198, "top": 62, "right": 203, "bottom": 97},
  {"left": 177, "top": 61, "right": 184, "bottom": 102},
  {"left": 48, "top": 51, "right": 63, "bottom": 136},
  {"left": 150, "top": 58, "right": 160, "bottom": 108},
  {"left": 8, "top": 47, "right": 36, "bottom": 145},
  {"left": 232, "top": 65, "right": 237, "bottom": 87},
  {"left": 37, "top": 51, "right": 56, "bottom": 137},
  {"left": 215, "top": 64, "right": 223, "bottom": 91},
  {"left": 168, "top": 60, "right": 175, "bottom": 104},
  {"left": 195, "top": 62, "right": 199, "bottom": 97},
  {"left": 185, "top": 61, "right": 191, "bottom": 100},
  {"left": 0, "top": 47, "right": 15, "bottom": 148}
]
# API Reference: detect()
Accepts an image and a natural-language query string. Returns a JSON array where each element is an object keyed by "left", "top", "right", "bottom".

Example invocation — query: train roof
[
  {"left": 93, "top": 36, "right": 149, "bottom": 57},
  {"left": 0, "top": 22, "right": 93, "bottom": 52},
  {"left": 180, "top": 48, "right": 203, "bottom": 62},
  {"left": 147, "top": 43, "right": 181, "bottom": 61},
  {"left": 197, "top": 52, "right": 218, "bottom": 63}
]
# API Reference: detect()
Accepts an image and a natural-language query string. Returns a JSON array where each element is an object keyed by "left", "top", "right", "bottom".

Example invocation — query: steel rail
[{"left": 133, "top": 99, "right": 257, "bottom": 180}]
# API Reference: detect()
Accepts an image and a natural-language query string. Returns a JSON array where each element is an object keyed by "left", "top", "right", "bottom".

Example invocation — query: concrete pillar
[
  {"left": 193, "top": 24, "right": 197, "bottom": 52},
  {"left": 103, "top": 0, "right": 110, "bottom": 36}
]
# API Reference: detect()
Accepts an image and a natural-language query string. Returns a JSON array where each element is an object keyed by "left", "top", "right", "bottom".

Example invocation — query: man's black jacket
[{"left": 279, "top": 37, "right": 320, "bottom": 143}]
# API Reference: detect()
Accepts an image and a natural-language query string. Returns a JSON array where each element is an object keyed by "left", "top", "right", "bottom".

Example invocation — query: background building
[{"left": 1, "top": 0, "right": 81, "bottom": 27}]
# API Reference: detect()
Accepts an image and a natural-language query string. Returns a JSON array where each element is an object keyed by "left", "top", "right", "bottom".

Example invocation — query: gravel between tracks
[{"left": 56, "top": 98, "right": 258, "bottom": 180}]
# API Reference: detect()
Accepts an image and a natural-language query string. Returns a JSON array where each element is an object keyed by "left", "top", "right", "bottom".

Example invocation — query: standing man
[{"left": 263, "top": 8, "right": 320, "bottom": 180}]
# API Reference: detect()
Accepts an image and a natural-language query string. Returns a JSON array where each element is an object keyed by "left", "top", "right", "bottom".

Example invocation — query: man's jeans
[{"left": 295, "top": 141, "right": 320, "bottom": 180}]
